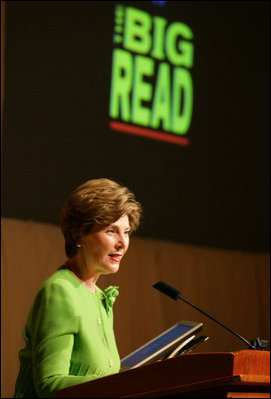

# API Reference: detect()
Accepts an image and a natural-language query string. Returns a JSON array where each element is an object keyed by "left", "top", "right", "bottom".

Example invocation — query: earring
[{"left": 76, "top": 243, "right": 82, "bottom": 248}]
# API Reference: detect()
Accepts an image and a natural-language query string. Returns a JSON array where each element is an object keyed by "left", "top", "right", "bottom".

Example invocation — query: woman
[{"left": 13, "top": 178, "right": 142, "bottom": 398}]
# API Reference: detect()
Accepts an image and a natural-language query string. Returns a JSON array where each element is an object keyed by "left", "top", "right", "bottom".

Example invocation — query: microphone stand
[
  {"left": 179, "top": 295, "right": 260, "bottom": 350},
  {"left": 153, "top": 281, "right": 268, "bottom": 351}
]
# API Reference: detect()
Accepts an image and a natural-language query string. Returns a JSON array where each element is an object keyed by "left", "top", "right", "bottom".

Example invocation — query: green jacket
[{"left": 13, "top": 267, "right": 120, "bottom": 398}]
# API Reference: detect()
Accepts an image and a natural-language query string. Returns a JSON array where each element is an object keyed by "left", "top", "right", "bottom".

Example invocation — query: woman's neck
[{"left": 65, "top": 258, "right": 100, "bottom": 292}]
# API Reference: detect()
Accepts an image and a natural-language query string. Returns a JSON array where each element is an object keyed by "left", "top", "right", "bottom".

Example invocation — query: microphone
[{"left": 153, "top": 281, "right": 268, "bottom": 350}]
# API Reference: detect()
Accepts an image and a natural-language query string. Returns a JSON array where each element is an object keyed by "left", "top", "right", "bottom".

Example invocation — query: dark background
[{"left": 2, "top": 1, "right": 270, "bottom": 252}]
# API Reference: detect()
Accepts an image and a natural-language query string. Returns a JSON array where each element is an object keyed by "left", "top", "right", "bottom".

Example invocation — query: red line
[{"left": 109, "top": 121, "right": 190, "bottom": 147}]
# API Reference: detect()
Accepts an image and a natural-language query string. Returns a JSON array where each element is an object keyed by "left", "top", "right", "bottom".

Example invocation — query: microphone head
[{"left": 153, "top": 281, "right": 181, "bottom": 301}]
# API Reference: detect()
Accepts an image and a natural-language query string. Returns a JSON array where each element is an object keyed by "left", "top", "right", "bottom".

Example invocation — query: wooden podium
[{"left": 56, "top": 350, "right": 270, "bottom": 398}]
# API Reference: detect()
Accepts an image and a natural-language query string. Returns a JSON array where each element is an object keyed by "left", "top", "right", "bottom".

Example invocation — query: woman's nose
[{"left": 116, "top": 233, "right": 127, "bottom": 249}]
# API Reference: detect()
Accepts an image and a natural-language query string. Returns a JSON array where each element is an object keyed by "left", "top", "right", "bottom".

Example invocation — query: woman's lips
[{"left": 108, "top": 254, "right": 122, "bottom": 262}]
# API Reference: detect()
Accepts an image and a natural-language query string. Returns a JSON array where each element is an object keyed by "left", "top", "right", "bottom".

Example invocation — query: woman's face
[{"left": 80, "top": 214, "right": 130, "bottom": 275}]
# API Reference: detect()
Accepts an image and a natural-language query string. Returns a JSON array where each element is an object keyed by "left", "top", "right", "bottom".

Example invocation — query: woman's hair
[{"left": 60, "top": 178, "right": 142, "bottom": 258}]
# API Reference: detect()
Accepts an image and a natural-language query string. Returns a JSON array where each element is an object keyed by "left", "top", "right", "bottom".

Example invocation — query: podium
[{"left": 56, "top": 350, "right": 270, "bottom": 398}]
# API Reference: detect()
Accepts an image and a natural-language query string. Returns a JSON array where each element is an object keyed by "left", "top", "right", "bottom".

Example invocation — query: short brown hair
[{"left": 60, "top": 178, "right": 142, "bottom": 258}]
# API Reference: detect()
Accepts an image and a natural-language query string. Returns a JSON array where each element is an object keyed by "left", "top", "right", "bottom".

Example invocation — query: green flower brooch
[{"left": 103, "top": 286, "right": 119, "bottom": 312}]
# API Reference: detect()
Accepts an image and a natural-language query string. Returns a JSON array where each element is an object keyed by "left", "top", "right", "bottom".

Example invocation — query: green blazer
[{"left": 13, "top": 267, "right": 120, "bottom": 398}]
